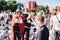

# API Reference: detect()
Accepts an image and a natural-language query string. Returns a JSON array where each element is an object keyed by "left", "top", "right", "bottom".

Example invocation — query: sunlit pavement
[
  {"left": 0, "top": 21, "right": 34, "bottom": 40},
  {"left": 0, "top": 18, "right": 40, "bottom": 40}
]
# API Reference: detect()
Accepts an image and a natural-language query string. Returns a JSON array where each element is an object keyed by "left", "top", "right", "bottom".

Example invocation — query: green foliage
[
  {"left": 36, "top": 5, "right": 45, "bottom": 12},
  {"left": 6, "top": 0, "right": 19, "bottom": 12},
  {"left": 0, "top": 0, "right": 4, "bottom": 2},
  {"left": 0, "top": 0, "right": 19, "bottom": 12},
  {"left": 45, "top": 5, "right": 49, "bottom": 10},
  {"left": 6, "top": 10, "right": 11, "bottom": 12},
  {"left": 29, "top": 9, "right": 36, "bottom": 12},
  {"left": 0, "top": 0, "right": 49, "bottom": 12},
  {"left": 0, "top": 0, "right": 6, "bottom": 11}
]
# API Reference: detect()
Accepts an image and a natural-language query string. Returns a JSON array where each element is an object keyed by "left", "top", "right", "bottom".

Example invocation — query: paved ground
[{"left": 0, "top": 20, "right": 36, "bottom": 40}]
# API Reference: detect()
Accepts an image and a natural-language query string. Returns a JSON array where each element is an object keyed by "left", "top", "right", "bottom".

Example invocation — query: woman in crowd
[
  {"left": 50, "top": 7, "right": 58, "bottom": 40},
  {"left": 11, "top": 10, "right": 25, "bottom": 40},
  {"left": 23, "top": 11, "right": 36, "bottom": 40},
  {"left": 43, "top": 9, "right": 51, "bottom": 29}
]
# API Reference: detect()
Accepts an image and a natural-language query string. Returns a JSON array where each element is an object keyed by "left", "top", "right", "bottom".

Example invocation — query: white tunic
[{"left": 50, "top": 13, "right": 60, "bottom": 30}]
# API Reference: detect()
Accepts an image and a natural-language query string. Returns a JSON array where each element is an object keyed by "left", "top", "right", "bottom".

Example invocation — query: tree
[
  {"left": 0, "top": 0, "right": 19, "bottom": 12},
  {"left": 29, "top": 9, "right": 36, "bottom": 12},
  {"left": 6, "top": 0, "right": 19, "bottom": 12},
  {"left": 45, "top": 5, "right": 49, "bottom": 10},
  {"left": 0, "top": 0, "right": 7, "bottom": 11},
  {"left": 36, "top": 5, "right": 45, "bottom": 12}
]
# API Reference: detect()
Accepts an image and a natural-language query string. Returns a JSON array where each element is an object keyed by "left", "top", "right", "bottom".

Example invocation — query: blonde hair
[
  {"left": 27, "top": 12, "right": 35, "bottom": 19},
  {"left": 30, "top": 12, "right": 35, "bottom": 16},
  {"left": 37, "top": 15, "right": 44, "bottom": 22},
  {"left": 58, "top": 7, "right": 60, "bottom": 12}
]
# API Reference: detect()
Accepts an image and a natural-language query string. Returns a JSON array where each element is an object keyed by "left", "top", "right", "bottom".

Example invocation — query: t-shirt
[
  {"left": 50, "top": 13, "right": 60, "bottom": 30},
  {"left": 36, "top": 25, "right": 49, "bottom": 40},
  {"left": 0, "top": 32, "right": 10, "bottom": 40},
  {"left": 15, "top": 17, "right": 23, "bottom": 23},
  {"left": 44, "top": 17, "right": 50, "bottom": 29}
]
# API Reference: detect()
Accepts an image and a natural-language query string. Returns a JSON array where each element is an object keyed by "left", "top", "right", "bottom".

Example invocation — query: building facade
[{"left": 24, "top": 1, "right": 36, "bottom": 10}]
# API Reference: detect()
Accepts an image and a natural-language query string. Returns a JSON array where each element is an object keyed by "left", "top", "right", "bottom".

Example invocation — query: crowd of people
[{"left": 0, "top": 6, "right": 60, "bottom": 40}]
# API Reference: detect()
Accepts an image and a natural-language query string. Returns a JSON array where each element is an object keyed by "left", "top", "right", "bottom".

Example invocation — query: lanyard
[
  {"left": 31, "top": 18, "right": 39, "bottom": 27},
  {"left": 56, "top": 15, "right": 60, "bottom": 23}
]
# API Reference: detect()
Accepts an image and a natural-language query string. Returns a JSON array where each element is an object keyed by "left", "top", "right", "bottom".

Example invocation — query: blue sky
[
  {"left": 6, "top": 0, "right": 60, "bottom": 7},
  {"left": 15, "top": 0, "right": 60, "bottom": 7}
]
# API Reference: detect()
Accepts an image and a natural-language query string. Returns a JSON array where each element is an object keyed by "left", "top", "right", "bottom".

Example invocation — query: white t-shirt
[
  {"left": 50, "top": 13, "right": 60, "bottom": 30},
  {"left": 15, "top": 17, "right": 23, "bottom": 23}
]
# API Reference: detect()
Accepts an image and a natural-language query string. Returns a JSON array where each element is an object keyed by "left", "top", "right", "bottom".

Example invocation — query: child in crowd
[
  {"left": 0, "top": 27, "right": 10, "bottom": 40},
  {"left": 32, "top": 28, "right": 37, "bottom": 40},
  {"left": 30, "top": 28, "right": 37, "bottom": 40}
]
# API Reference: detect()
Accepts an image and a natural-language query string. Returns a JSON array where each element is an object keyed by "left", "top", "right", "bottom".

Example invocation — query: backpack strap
[{"left": 56, "top": 15, "right": 60, "bottom": 23}]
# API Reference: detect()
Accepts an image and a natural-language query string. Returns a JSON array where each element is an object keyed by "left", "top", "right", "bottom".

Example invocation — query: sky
[{"left": 6, "top": 0, "right": 60, "bottom": 7}]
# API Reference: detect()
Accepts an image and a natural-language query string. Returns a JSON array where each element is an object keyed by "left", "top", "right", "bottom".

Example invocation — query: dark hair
[
  {"left": 1, "top": 17, "right": 4, "bottom": 20},
  {"left": 33, "top": 28, "right": 36, "bottom": 32},
  {"left": 45, "top": 9, "right": 50, "bottom": 14},
  {"left": 3, "top": 27, "right": 9, "bottom": 30},
  {"left": 55, "top": 9, "right": 57, "bottom": 11}
]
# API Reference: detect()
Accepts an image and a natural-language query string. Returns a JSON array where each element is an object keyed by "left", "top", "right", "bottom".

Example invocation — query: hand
[
  {"left": 27, "top": 20, "right": 31, "bottom": 23},
  {"left": 33, "top": 35, "right": 36, "bottom": 38}
]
